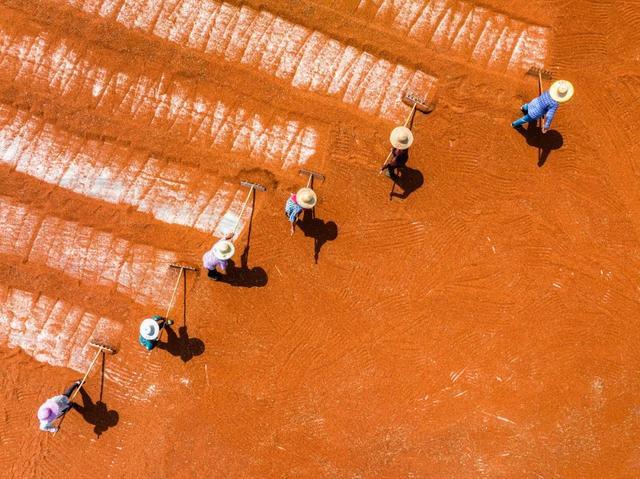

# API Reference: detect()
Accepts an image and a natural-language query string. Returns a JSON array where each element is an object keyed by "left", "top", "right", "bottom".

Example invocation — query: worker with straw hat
[
  {"left": 203, "top": 236, "right": 235, "bottom": 280},
  {"left": 285, "top": 187, "right": 317, "bottom": 236},
  {"left": 380, "top": 125, "right": 413, "bottom": 179},
  {"left": 37, "top": 380, "right": 82, "bottom": 432},
  {"left": 139, "top": 315, "right": 174, "bottom": 350},
  {"left": 512, "top": 80, "right": 574, "bottom": 132}
]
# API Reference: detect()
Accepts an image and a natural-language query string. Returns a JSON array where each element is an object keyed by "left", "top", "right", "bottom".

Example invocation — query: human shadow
[
  {"left": 515, "top": 122, "right": 564, "bottom": 167},
  {"left": 390, "top": 166, "right": 424, "bottom": 200},
  {"left": 73, "top": 387, "right": 119, "bottom": 437},
  {"left": 158, "top": 325, "right": 205, "bottom": 363},
  {"left": 219, "top": 259, "right": 268, "bottom": 287},
  {"left": 214, "top": 192, "right": 268, "bottom": 287},
  {"left": 298, "top": 208, "right": 338, "bottom": 264}
]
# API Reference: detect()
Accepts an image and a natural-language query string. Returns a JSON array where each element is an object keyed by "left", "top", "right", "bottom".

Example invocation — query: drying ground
[{"left": 1, "top": 0, "right": 640, "bottom": 477}]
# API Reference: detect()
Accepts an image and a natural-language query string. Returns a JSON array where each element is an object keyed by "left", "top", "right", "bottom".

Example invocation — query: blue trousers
[{"left": 512, "top": 103, "right": 534, "bottom": 127}]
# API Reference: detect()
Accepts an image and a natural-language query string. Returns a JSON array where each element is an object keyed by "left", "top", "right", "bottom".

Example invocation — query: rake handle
[
  {"left": 536, "top": 71, "right": 547, "bottom": 131},
  {"left": 52, "top": 345, "right": 105, "bottom": 435},
  {"left": 379, "top": 151, "right": 394, "bottom": 173},
  {"left": 403, "top": 103, "right": 417, "bottom": 128},
  {"left": 68, "top": 347, "right": 103, "bottom": 403},
  {"left": 231, "top": 186, "right": 254, "bottom": 238},
  {"left": 164, "top": 267, "right": 184, "bottom": 320}
]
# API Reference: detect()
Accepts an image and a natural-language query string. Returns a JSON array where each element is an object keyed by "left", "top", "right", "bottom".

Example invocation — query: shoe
[
  {"left": 520, "top": 104, "right": 527, "bottom": 113},
  {"left": 207, "top": 269, "right": 220, "bottom": 281}
]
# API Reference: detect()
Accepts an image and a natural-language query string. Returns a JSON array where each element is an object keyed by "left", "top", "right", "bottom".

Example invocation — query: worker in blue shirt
[{"left": 512, "top": 80, "right": 574, "bottom": 132}]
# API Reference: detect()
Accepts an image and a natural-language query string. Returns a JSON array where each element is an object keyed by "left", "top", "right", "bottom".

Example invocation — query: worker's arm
[
  {"left": 40, "top": 421, "right": 58, "bottom": 433},
  {"left": 542, "top": 103, "right": 559, "bottom": 133}
]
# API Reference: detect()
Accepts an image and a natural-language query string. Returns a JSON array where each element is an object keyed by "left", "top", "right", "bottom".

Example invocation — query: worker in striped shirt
[
  {"left": 285, "top": 187, "right": 317, "bottom": 236},
  {"left": 512, "top": 80, "right": 574, "bottom": 132}
]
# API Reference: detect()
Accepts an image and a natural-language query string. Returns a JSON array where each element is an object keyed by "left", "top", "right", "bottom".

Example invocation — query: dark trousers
[{"left": 63, "top": 381, "right": 81, "bottom": 398}]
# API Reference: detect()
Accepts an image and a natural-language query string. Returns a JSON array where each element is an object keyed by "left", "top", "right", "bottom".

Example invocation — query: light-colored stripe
[
  {"left": 52, "top": 0, "right": 437, "bottom": 122},
  {"left": 0, "top": 105, "right": 251, "bottom": 236},
  {"left": 0, "top": 196, "right": 178, "bottom": 306},
  {"left": 0, "top": 27, "right": 317, "bottom": 167},
  {"left": 0, "top": 284, "right": 122, "bottom": 372},
  {"left": 357, "top": 0, "right": 549, "bottom": 73}
]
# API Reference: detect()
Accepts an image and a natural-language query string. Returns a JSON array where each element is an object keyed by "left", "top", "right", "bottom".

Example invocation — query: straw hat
[
  {"left": 389, "top": 126, "right": 413, "bottom": 150},
  {"left": 37, "top": 401, "right": 60, "bottom": 421},
  {"left": 296, "top": 187, "right": 317, "bottom": 209},
  {"left": 213, "top": 239, "right": 235, "bottom": 260},
  {"left": 549, "top": 80, "right": 574, "bottom": 103},
  {"left": 140, "top": 318, "right": 160, "bottom": 341}
]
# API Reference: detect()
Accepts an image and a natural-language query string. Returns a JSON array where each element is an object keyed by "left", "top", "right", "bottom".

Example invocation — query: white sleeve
[{"left": 40, "top": 421, "right": 58, "bottom": 433}]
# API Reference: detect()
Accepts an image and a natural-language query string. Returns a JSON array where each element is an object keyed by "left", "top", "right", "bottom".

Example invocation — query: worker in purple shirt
[
  {"left": 203, "top": 235, "right": 235, "bottom": 280},
  {"left": 512, "top": 80, "right": 574, "bottom": 132},
  {"left": 37, "top": 380, "right": 82, "bottom": 433}
]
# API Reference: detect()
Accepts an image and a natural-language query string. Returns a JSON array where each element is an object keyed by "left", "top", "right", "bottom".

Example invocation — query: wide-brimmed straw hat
[
  {"left": 389, "top": 126, "right": 414, "bottom": 150},
  {"left": 549, "top": 80, "right": 574, "bottom": 103},
  {"left": 37, "top": 401, "right": 60, "bottom": 421},
  {"left": 140, "top": 318, "right": 160, "bottom": 341},
  {"left": 213, "top": 240, "right": 235, "bottom": 260},
  {"left": 296, "top": 187, "right": 317, "bottom": 209}
]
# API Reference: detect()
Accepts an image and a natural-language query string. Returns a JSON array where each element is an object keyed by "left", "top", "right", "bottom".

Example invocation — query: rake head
[
  {"left": 299, "top": 169, "right": 325, "bottom": 182},
  {"left": 169, "top": 263, "right": 198, "bottom": 272},
  {"left": 89, "top": 341, "right": 117, "bottom": 354},
  {"left": 240, "top": 180, "right": 267, "bottom": 192},
  {"left": 402, "top": 92, "right": 435, "bottom": 113},
  {"left": 527, "top": 66, "right": 553, "bottom": 80}
]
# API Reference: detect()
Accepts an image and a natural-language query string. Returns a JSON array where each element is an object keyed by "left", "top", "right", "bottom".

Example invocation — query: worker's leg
[
  {"left": 63, "top": 380, "right": 82, "bottom": 398},
  {"left": 512, "top": 114, "right": 533, "bottom": 128}
]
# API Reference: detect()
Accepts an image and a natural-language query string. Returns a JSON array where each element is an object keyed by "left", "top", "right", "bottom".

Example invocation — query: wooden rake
[
  {"left": 53, "top": 340, "right": 116, "bottom": 435},
  {"left": 379, "top": 93, "right": 434, "bottom": 174},
  {"left": 299, "top": 168, "right": 325, "bottom": 190},
  {"left": 229, "top": 180, "right": 267, "bottom": 240},
  {"left": 155, "top": 263, "right": 199, "bottom": 341}
]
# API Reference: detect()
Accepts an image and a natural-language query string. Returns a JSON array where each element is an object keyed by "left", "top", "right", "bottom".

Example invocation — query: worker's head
[
  {"left": 296, "top": 188, "right": 317, "bottom": 209},
  {"left": 550, "top": 80, "right": 574, "bottom": 103},
  {"left": 139, "top": 318, "right": 161, "bottom": 341},
  {"left": 37, "top": 402, "right": 59, "bottom": 421},
  {"left": 390, "top": 126, "right": 414, "bottom": 150},
  {"left": 212, "top": 240, "right": 235, "bottom": 261}
]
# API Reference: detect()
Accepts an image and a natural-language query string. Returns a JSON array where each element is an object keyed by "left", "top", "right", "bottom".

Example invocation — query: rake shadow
[{"left": 515, "top": 122, "right": 564, "bottom": 167}]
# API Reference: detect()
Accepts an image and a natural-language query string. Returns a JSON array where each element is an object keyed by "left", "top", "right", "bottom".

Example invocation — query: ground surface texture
[{"left": 1, "top": 0, "right": 640, "bottom": 477}]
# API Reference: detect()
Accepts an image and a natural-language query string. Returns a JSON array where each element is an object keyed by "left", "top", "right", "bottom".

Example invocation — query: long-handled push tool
[
  {"left": 401, "top": 92, "right": 434, "bottom": 128},
  {"left": 54, "top": 340, "right": 116, "bottom": 435},
  {"left": 299, "top": 168, "right": 325, "bottom": 190},
  {"left": 156, "top": 263, "right": 198, "bottom": 340},
  {"left": 380, "top": 92, "right": 433, "bottom": 173},
  {"left": 229, "top": 180, "right": 267, "bottom": 239}
]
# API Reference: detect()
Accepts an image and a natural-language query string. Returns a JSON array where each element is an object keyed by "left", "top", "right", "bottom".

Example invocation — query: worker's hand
[
  {"left": 541, "top": 126, "right": 548, "bottom": 134},
  {"left": 290, "top": 224, "right": 295, "bottom": 236}
]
